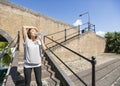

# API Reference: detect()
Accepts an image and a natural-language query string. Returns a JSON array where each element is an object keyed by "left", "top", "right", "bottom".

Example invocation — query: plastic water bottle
[{"left": 35, "top": 32, "right": 44, "bottom": 38}]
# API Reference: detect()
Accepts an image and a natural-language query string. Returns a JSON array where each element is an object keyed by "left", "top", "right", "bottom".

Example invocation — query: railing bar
[
  {"left": 46, "top": 26, "right": 78, "bottom": 37},
  {"left": 45, "top": 30, "right": 64, "bottom": 36},
  {"left": 47, "top": 46, "right": 87, "bottom": 86},
  {"left": 66, "top": 31, "right": 78, "bottom": 38},
  {"left": 0, "top": 35, "right": 18, "bottom": 59},
  {"left": 46, "top": 41, "right": 54, "bottom": 46},
  {"left": 2, "top": 44, "right": 18, "bottom": 86},
  {"left": 1, "top": 31, "right": 20, "bottom": 86},
  {"left": 45, "top": 37, "right": 65, "bottom": 46},
  {"left": 45, "top": 32, "right": 78, "bottom": 46},
  {"left": 54, "top": 37, "right": 65, "bottom": 42},
  {"left": 46, "top": 34, "right": 75, "bottom": 46},
  {"left": 65, "top": 26, "right": 78, "bottom": 30},
  {"left": 46, "top": 34, "right": 79, "bottom": 50},
  {"left": 45, "top": 36, "right": 91, "bottom": 62}
]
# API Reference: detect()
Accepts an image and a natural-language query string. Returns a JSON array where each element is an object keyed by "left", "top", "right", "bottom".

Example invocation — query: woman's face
[{"left": 30, "top": 28, "right": 37, "bottom": 37}]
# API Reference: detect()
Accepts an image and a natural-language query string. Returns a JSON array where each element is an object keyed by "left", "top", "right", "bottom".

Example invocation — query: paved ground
[{"left": 52, "top": 53, "right": 120, "bottom": 76}]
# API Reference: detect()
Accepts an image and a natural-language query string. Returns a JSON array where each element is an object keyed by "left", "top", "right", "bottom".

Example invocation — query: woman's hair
[{"left": 27, "top": 28, "right": 37, "bottom": 39}]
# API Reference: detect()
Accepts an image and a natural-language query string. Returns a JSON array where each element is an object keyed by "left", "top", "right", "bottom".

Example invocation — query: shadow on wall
[{"left": 0, "top": 29, "right": 13, "bottom": 43}]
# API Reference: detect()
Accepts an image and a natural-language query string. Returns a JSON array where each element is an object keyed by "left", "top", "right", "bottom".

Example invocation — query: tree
[{"left": 105, "top": 32, "right": 120, "bottom": 54}]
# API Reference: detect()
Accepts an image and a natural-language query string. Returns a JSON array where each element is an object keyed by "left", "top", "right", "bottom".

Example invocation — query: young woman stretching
[{"left": 22, "top": 26, "right": 46, "bottom": 86}]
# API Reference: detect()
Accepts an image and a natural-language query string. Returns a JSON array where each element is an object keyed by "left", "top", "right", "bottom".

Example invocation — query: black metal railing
[
  {"left": 45, "top": 26, "right": 80, "bottom": 47},
  {"left": 1, "top": 31, "right": 20, "bottom": 86},
  {"left": 44, "top": 26, "right": 96, "bottom": 86},
  {"left": 45, "top": 36, "right": 96, "bottom": 86},
  {"left": 80, "top": 23, "right": 95, "bottom": 34}
]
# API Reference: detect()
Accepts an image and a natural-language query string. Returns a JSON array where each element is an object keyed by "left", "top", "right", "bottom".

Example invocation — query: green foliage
[
  {"left": 0, "top": 42, "right": 11, "bottom": 83},
  {"left": 2, "top": 54, "right": 11, "bottom": 66},
  {"left": 0, "top": 42, "right": 8, "bottom": 51},
  {"left": 0, "top": 42, "right": 12, "bottom": 67},
  {"left": 6, "top": 48, "right": 12, "bottom": 55},
  {"left": 0, "top": 48, "right": 12, "bottom": 67},
  {"left": 105, "top": 32, "right": 120, "bottom": 54}
]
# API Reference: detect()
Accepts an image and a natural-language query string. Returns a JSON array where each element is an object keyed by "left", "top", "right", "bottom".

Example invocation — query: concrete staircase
[
  {"left": 69, "top": 58, "right": 120, "bottom": 86},
  {"left": 16, "top": 52, "right": 60, "bottom": 86}
]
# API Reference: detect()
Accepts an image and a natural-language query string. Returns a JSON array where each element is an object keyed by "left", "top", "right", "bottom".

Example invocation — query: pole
[
  {"left": 65, "top": 28, "right": 66, "bottom": 41},
  {"left": 91, "top": 56, "right": 96, "bottom": 86},
  {"left": 79, "top": 12, "right": 91, "bottom": 31},
  {"left": 78, "top": 25, "right": 80, "bottom": 35}
]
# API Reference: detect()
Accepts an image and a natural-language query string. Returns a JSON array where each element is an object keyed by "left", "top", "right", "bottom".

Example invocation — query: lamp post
[{"left": 79, "top": 12, "right": 91, "bottom": 31}]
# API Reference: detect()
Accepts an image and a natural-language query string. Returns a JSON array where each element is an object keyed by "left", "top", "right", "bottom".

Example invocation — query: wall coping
[{"left": 0, "top": 0, "right": 73, "bottom": 27}]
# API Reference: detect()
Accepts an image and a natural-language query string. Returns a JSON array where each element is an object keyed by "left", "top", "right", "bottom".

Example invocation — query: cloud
[
  {"left": 73, "top": 19, "right": 82, "bottom": 26},
  {"left": 96, "top": 31, "right": 106, "bottom": 37}
]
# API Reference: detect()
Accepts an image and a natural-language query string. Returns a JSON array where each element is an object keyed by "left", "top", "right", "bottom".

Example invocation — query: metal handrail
[
  {"left": 80, "top": 23, "right": 95, "bottom": 33},
  {"left": 45, "top": 36, "right": 96, "bottom": 86},
  {"left": 45, "top": 26, "right": 78, "bottom": 37},
  {"left": 45, "top": 26, "right": 79, "bottom": 46},
  {"left": 46, "top": 45, "right": 87, "bottom": 86},
  {"left": 1, "top": 31, "right": 20, "bottom": 86}
]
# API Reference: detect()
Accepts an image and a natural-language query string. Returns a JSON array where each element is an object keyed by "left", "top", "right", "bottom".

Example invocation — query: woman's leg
[
  {"left": 34, "top": 66, "right": 42, "bottom": 86},
  {"left": 24, "top": 67, "right": 32, "bottom": 86}
]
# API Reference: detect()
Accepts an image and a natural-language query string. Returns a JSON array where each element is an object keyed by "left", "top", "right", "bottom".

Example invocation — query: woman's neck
[{"left": 31, "top": 36, "right": 35, "bottom": 41}]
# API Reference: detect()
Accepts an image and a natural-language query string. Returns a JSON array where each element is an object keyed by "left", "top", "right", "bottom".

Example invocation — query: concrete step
[
  {"left": 96, "top": 66, "right": 120, "bottom": 86},
  {"left": 69, "top": 58, "right": 120, "bottom": 86},
  {"left": 16, "top": 78, "right": 60, "bottom": 86},
  {"left": 16, "top": 52, "right": 60, "bottom": 86},
  {"left": 112, "top": 77, "right": 120, "bottom": 86}
]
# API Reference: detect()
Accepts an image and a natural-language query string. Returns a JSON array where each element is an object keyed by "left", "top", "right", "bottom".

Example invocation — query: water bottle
[{"left": 35, "top": 32, "right": 44, "bottom": 38}]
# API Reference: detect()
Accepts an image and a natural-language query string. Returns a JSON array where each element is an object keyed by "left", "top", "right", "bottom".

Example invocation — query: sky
[{"left": 9, "top": 0, "right": 120, "bottom": 36}]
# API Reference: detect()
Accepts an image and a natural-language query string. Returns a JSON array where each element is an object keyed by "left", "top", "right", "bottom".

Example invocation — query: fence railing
[
  {"left": 44, "top": 26, "right": 96, "bottom": 86},
  {"left": 80, "top": 23, "right": 95, "bottom": 34},
  {"left": 45, "top": 26, "right": 80, "bottom": 47},
  {"left": 45, "top": 36, "right": 96, "bottom": 86},
  {"left": 1, "top": 31, "right": 20, "bottom": 86}
]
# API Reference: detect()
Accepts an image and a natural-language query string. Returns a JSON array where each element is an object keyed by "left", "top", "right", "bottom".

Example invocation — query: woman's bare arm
[
  {"left": 22, "top": 26, "right": 28, "bottom": 42},
  {"left": 22, "top": 26, "right": 38, "bottom": 41},
  {"left": 38, "top": 35, "right": 46, "bottom": 51}
]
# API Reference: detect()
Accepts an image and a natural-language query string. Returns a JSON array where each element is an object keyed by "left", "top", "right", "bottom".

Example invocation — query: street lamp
[{"left": 79, "top": 12, "right": 91, "bottom": 31}]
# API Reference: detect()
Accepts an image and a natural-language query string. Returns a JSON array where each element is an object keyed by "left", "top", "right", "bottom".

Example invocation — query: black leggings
[{"left": 24, "top": 66, "right": 42, "bottom": 86}]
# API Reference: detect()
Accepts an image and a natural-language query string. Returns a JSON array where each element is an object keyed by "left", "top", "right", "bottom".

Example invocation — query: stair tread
[
  {"left": 113, "top": 77, "right": 120, "bottom": 86},
  {"left": 16, "top": 78, "right": 58, "bottom": 86},
  {"left": 16, "top": 52, "right": 60, "bottom": 86},
  {"left": 69, "top": 58, "right": 120, "bottom": 86},
  {"left": 96, "top": 66, "right": 120, "bottom": 86}
]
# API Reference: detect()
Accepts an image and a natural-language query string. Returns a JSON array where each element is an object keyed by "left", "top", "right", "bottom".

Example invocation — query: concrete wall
[
  {"left": 0, "top": 1, "right": 74, "bottom": 50},
  {"left": 53, "top": 31, "right": 106, "bottom": 57}
]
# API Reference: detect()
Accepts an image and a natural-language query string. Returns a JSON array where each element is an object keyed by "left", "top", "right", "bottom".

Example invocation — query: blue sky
[{"left": 9, "top": 0, "right": 120, "bottom": 36}]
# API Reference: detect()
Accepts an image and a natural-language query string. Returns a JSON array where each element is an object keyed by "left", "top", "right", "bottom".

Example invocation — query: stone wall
[
  {"left": 53, "top": 31, "right": 106, "bottom": 57},
  {"left": 0, "top": 1, "right": 74, "bottom": 50}
]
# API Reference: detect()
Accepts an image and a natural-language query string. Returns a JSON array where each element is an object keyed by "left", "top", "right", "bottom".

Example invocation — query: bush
[
  {"left": 0, "top": 42, "right": 8, "bottom": 51},
  {"left": 105, "top": 32, "right": 120, "bottom": 54}
]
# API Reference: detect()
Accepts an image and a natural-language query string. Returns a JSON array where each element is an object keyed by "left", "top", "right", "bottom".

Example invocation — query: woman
[{"left": 22, "top": 26, "right": 46, "bottom": 86}]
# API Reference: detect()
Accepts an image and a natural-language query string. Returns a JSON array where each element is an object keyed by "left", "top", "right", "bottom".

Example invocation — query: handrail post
[
  {"left": 64, "top": 28, "right": 66, "bottom": 41},
  {"left": 44, "top": 35, "right": 45, "bottom": 44},
  {"left": 94, "top": 25, "right": 95, "bottom": 32},
  {"left": 91, "top": 56, "right": 96, "bottom": 86},
  {"left": 78, "top": 25, "right": 80, "bottom": 35},
  {"left": 17, "top": 31, "right": 20, "bottom": 51}
]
